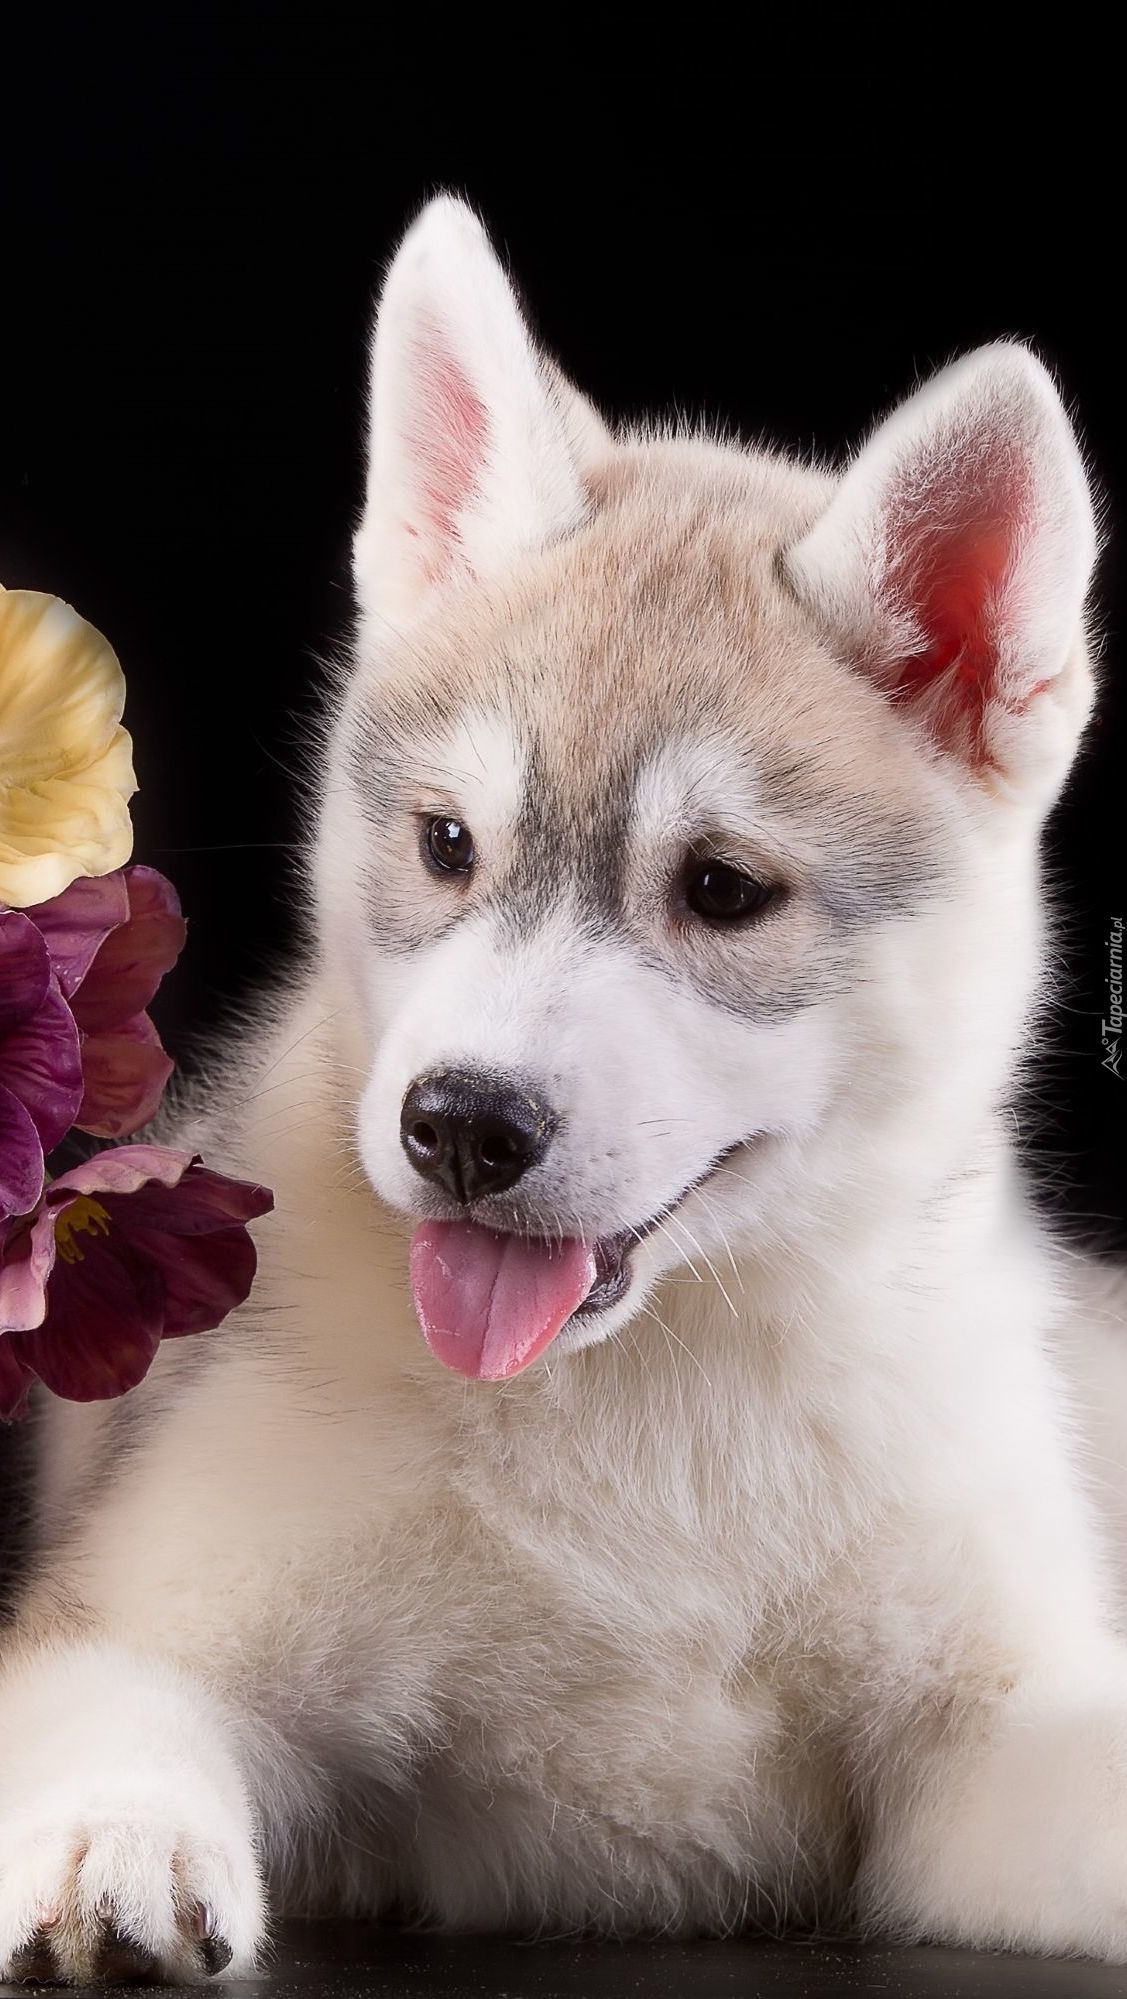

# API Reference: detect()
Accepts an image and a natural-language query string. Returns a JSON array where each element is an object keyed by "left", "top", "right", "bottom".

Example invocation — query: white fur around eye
[
  {"left": 415, "top": 708, "right": 527, "bottom": 845},
  {"left": 630, "top": 734, "right": 761, "bottom": 850}
]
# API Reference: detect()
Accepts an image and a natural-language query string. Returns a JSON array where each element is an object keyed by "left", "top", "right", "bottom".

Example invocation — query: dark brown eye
[
  {"left": 685, "top": 859, "right": 776, "bottom": 924},
  {"left": 424, "top": 815, "right": 475, "bottom": 875}
]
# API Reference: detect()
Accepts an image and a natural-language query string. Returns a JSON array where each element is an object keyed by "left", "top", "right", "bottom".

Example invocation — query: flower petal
[
  {"left": 0, "top": 1336, "right": 37, "bottom": 1422},
  {"left": 25, "top": 871, "right": 131, "bottom": 999},
  {"left": 52, "top": 1153, "right": 272, "bottom": 1333},
  {"left": 0, "top": 910, "right": 52, "bottom": 1037},
  {"left": 44, "top": 1144, "right": 196, "bottom": 1204},
  {"left": 7, "top": 1234, "right": 163, "bottom": 1402},
  {"left": 0, "top": 592, "right": 126, "bottom": 780},
  {"left": 76, "top": 1014, "right": 174, "bottom": 1139},
  {"left": 0, "top": 1205, "right": 56, "bottom": 1334},
  {"left": 1, "top": 911, "right": 83, "bottom": 1160},
  {"left": 109, "top": 1165, "right": 275, "bottom": 1233},
  {"left": 0, "top": 980, "right": 83, "bottom": 1155},
  {"left": 0, "top": 1085, "right": 46, "bottom": 1222},
  {"left": 6, "top": 1149, "right": 273, "bottom": 1408},
  {"left": 0, "top": 592, "right": 136, "bottom": 909},
  {"left": 128, "top": 1223, "right": 259, "bottom": 1337},
  {"left": 72, "top": 867, "right": 186, "bottom": 1034},
  {"left": 45, "top": 1148, "right": 273, "bottom": 1226},
  {"left": 0, "top": 732, "right": 136, "bottom": 907}
]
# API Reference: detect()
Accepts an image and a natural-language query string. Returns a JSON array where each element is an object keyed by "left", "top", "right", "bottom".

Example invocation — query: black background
[{"left": 2, "top": 23, "right": 1124, "bottom": 1251}]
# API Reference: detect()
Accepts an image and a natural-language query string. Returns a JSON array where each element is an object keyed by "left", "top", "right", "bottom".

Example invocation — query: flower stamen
[{"left": 54, "top": 1196, "right": 113, "bottom": 1264}]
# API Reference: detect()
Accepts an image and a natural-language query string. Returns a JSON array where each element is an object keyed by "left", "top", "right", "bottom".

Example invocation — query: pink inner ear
[
  {"left": 406, "top": 321, "right": 490, "bottom": 561},
  {"left": 883, "top": 445, "right": 1032, "bottom": 765}
]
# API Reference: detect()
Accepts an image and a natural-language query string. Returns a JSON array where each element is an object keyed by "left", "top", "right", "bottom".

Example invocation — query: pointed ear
[
  {"left": 354, "top": 197, "right": 610, "bottom": 630},
  {"left": 783, "top": 344, "right": 1099, "bottom": 803}
]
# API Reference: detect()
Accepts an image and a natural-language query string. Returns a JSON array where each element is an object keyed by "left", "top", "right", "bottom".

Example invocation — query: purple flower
[
  {"left": 28, "top": 866, "right": 187, "bottom": 1139},
  {"left": 0, "top": 912, "right": 83, "bottom": 1221},
  {"left": 0, "top": 1338, "right": 34, "bottom": 1425},
  {"left": 0, "top": 1145, "right": 273, "bottom": 1420}
]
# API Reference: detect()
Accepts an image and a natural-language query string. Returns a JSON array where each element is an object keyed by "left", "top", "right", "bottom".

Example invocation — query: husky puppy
[{"left": 2, "top": 196, "right": 1126, "bottom": 1982}]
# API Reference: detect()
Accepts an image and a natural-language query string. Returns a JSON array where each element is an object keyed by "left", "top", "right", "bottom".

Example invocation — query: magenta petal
[
  {"left": 71, "top": 868, "right": 186, "bottom": 1035},
  {"left": 129, "top": 1223, "right": 259, "bottom": 1336},
  {"left": 8, "top": 1242, "right": 163, "bottom": 1402},
  {"left": 0, "top": 1207, "right": 55, "bottom": 1334},
  {"left": 76, "top": 1014, "right": 174, "bottom": 1140},
  {"left": 0, "top": 1336, "right": 37, "bottom": 1422},
  {"left": 3, "top": 1149, "right": 273, "bottom": 1412},
  {"left": 0, "top": 1086, "right": 46, "bottom": 1222},
  {"left": 0, "top": 980, "right": 83, "bottom": 1155},
  {"left": 44, "top": 1144, "right": 196, "bottom": 1204},
  {"left": 0, "top": 914, "right": 83, "bottom": 1175},
  {"left": 44, "top": 1148, "right": 273, "bottom": 1227},
  {"left": 105, "top": 1164, "right": 275, "bottom": 1233},
  {"left": 0, "top": 912, "right": 52, "bottom": 1036},
  {"left": 26, "top": 872, "right": 131, "bottom": 1000}
]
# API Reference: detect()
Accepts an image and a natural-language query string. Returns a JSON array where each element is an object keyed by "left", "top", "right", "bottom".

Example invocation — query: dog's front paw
[{"left": 0, "top": 1805, "right": 264, "bottom": 1985}]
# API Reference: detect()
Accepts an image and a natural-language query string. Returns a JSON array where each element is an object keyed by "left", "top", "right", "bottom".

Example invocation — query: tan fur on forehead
[{"left": 354, "top": 430, "right": 953, "bottom": 840}]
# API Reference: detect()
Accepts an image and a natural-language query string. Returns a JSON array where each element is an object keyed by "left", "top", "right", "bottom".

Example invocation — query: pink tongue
[{"left": 410, "top": 1221, "right": 597, "bottom": 1380}]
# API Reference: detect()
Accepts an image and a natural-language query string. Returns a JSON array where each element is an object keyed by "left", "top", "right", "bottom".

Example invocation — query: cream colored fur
[{"left": 2, "top": 196, "right": 1125, "bottom": 1979}]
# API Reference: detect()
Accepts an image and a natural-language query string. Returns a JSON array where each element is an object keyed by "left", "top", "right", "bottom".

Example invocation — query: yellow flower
[{"left": 0, "top": 587, "right": 136, "bottom": 908}]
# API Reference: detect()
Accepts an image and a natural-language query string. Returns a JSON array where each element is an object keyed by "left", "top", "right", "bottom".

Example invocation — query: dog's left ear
[
  {"left": 784, "top": 344, "right": 1099, "bottom": 806},
  {"left": 354, "top": 196, "right": 609, "bottom": 631}
]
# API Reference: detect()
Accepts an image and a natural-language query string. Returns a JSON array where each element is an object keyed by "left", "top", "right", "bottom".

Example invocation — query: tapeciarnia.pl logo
[{"left": 1102, "top": 915, "right": 1125, "bottom": 1079}]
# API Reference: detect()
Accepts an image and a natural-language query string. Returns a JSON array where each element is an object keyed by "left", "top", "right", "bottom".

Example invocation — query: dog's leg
[
  {"left": 858, "top": 1652, "right": 1127, "bottom": 1959},
  {"left": 0, "top": 1638, "right": 265, "bottom": 1984}
]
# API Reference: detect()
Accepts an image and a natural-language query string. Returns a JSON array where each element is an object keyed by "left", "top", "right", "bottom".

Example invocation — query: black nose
[{"left": 400, "top": 1071, "right": 556, "bottom": 1205}]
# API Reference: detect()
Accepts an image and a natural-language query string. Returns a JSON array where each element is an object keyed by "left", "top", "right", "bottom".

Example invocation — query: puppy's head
[{"left": 317, "top": 197, "right": 1098, "bottom": 1380}]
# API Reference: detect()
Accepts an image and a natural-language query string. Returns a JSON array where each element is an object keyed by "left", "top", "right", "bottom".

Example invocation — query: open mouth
[
  {"left": 574, "top": 1230, "right": 634, "bottom": 1316},
  {"left": 576, "top": 1138, "right": 748, "bottom": 1317},
  {"left": 408, "top": 1144, "right": 746, "bottom": 1382}
]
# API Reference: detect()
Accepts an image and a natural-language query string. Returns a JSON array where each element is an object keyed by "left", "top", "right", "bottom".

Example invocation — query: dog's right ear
[
  {"left": 354, "top": 197, "right": 608, "bottom": 631},
  {"left": 784, "top": 343, "right": 1099, "bottom": 806}
]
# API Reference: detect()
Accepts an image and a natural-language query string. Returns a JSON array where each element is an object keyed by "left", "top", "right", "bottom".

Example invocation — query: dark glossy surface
[{"left": 5, "top": 1922, "right": 1127, "bottom": 1999}]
